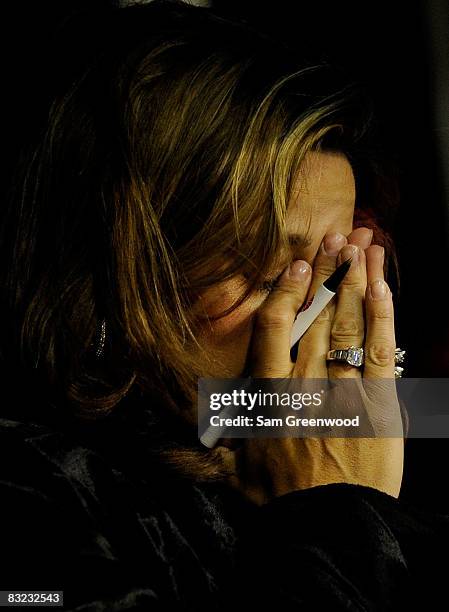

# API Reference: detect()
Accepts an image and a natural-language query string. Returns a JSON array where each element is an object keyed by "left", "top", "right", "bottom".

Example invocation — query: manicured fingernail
[
  {"left": 360, "top": 228, "right": 374, "bottom": 249},
  {"left": 288, "top": 259, "right": 311, "bottom": 280},
  {"left": 369, "top": 279, "right": 388, "bottom": 300},
  {"left": 359, "top": 228, "right": 373, "bottom": 249},
  {"left": 340, "top": 244, "right": 359, "bottom": 265},
  {"left": 323, "top": 232, "right": 346, "bottom": 257}
]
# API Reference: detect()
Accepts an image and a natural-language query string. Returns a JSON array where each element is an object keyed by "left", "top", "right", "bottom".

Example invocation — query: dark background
[{"left": 1, "top": 0, "right": 448, "bottom": 510}]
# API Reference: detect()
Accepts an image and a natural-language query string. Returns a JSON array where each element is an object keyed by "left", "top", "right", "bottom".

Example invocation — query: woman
[{"left": 1, "top": 1, "right": 448, "bottom": 609}]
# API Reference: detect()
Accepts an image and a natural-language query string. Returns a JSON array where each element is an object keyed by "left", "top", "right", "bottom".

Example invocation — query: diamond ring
[
  {"left": 326, "top": 346, "right": 406, "bottom": 377},
  {"left": 326, "top": 346, "right": 364, "bottom": 367},
  {"left": 394, "top": 347, "right": 406, "bottom": 378}
]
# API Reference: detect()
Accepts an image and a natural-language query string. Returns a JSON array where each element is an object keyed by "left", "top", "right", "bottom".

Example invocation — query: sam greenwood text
[{"left": 209, "top": 415, "right": 360, "bottom": 427}]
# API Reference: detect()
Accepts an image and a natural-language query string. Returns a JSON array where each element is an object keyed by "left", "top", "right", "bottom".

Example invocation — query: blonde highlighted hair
[{"left": 0, "top": 0, "right": 399, "bottom": 479}]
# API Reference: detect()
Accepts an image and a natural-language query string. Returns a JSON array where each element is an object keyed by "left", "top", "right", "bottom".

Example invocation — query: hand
[{"left": 224, "top": 227, "right": 404, "bottom": 505}]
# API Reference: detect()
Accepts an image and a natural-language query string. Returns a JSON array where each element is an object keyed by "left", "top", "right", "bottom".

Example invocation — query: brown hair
[{"left": 0, "top": 0, "right": 399, "bottom": 480}]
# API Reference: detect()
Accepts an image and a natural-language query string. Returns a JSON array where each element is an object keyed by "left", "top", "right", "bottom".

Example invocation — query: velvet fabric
[{"left": 1, "top": 387, "right": 448, "bottom": 611}]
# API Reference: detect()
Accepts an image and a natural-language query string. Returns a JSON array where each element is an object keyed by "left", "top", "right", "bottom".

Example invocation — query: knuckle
[
  {"left": 366, "top": 343, "right": 396, "bottom": 367},
  {"left": 253, "top": 365, "right": 286, "bottom": 378},
  {"left": 314, "top": 263, "right": 336, "bottom": 279},
  {"left": 331, "top": 318, "right": 364, "bottom": 343},
  {"left": 315, "top": 304, "right": 332, "bottom": 323},
  {"left": 369, "top": 306, "right": 393, "bottom": 321},
  {"left": 337, "top": 274, "right": 364, "bottom": 295},
  {"left": 256, "top": 308, "right": 291, "bottom": 331},
  {"left": 273, "top": 282, "right": 308, "bottom": 304}
]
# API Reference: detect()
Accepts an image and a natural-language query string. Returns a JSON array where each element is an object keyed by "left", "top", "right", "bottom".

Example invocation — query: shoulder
[
  {"left": 0, "top": 413, "right": 135, "bottom": 560},
  {"left": 0, "top": 412, "right": 156, "bottom": 600},
  {"left": 0, "top": 407, "right": 197, "bottom": 539},
  {"left": 0, "top": 409, "right": 236, "bottom": 609}
]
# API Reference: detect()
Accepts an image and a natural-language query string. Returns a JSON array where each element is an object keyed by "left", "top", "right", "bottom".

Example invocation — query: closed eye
[
  {"left": 242, "top": 270, "right": 284, "bottom": 294},
  {"left": 241, "top": 231, "right": 310, "bottom": 293}
]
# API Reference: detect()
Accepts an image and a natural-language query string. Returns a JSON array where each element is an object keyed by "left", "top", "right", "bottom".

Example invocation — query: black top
[{"left": 1, "top": 386, "right": 448, "bottom": 611}]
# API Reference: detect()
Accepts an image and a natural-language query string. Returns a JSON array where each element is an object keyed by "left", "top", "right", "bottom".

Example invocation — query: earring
[{"left": 95, "top": 318, "right": 106, "bottom": 359}]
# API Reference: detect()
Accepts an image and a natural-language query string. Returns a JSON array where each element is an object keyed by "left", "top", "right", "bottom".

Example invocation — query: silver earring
[{"left": 95, "top": 318, "right": 106, "bottom": 359}]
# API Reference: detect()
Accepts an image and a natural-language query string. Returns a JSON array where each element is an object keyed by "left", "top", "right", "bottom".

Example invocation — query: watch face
[{"left": 347, "top": 347, "right": 364, "bottom": 367}]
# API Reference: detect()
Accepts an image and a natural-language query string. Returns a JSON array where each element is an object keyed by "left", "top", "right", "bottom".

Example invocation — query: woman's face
[{"left": 193, "top": 150, "right": 356, "bottom": 377}]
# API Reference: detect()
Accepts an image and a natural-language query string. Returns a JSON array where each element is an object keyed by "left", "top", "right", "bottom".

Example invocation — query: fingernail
[
  {"left": 323, "top": 232, "right": 346, "bottom": 257},
  {"left": 340, "top": 244, "right": 359, "bottom": 265},
  {"left": 361, "top": 228, "right": 374, "bottom": 249},
  {"left": 369, "top": 279, "right": 388, "bottom": 300},
  {"left": 288, "top": 259, "right": 311, "bottom": 280}
]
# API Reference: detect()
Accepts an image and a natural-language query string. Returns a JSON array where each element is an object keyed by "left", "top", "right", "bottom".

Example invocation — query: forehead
[{"left": 287, "top": 150, "right": 355, "bottom": 230}]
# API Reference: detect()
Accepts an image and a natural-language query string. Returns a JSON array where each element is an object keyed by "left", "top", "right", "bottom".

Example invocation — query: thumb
[{"left": 249, "top": 260, "right": 312, "bottom": 377}]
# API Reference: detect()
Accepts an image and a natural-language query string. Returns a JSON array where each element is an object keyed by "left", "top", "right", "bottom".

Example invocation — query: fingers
[
  {"left": 250, "top": 260, "right": 312, "bottom": 378},
  {"left": 294, "top": 232, "right": 346, "bottom": 376},
  {"left": 364, "top": 245, "right": 396, "bottom": 379},
  {"left": 303, "top": 227, "right": 372, "bottom": 309},
  {"left": 328, "top": 243, "right": 367, "bottom": 378},
  {"left": 295, "top": 227, "right": 373, "bottom": 377},
  {"left": 306, "top": 232, "right": 348, "bottom": 301},
  {"left": 346, "top": 227, "right": 374, "bottom": 249},
  {"left": 250, "top": 226, "right": 376, "bottom": 381}
]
